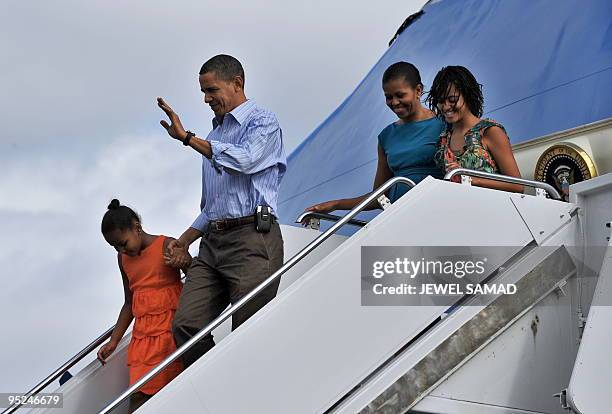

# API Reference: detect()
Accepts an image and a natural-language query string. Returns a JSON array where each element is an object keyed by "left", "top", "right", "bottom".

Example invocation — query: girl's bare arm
[{"left": 474, "top": 126, "right": 524, "bottom": 192}]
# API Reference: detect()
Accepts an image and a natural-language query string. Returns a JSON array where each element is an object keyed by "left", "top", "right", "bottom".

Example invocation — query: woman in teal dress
[{"left": 305, "top": 62, "right": 445, "bottom": 214}]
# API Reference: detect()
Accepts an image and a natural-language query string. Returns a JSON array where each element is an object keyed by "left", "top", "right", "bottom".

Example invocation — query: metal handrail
[
  {"left": 444, "top": 168, "right": 562, "bottom": 200},
  {"left": 295, "top": 211, "right": 368, "bottom": 228},
  {"left": 3, "top": 275, "right": 188, "bottom": 414},
  {"left": 2, "top": 326, "right": 115, "bottom": 414},
  {"left": 98, "top": 176, "right": 416, "bottom": 414}
]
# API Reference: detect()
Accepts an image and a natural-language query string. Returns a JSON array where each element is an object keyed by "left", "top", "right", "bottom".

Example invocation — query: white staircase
[{"left": 20, "top": 173, "right": 612, "bottom": 414}]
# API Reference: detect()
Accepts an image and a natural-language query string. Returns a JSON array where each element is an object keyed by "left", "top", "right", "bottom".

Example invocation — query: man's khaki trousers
[{"left": 172, "top": 221, "right": 283, "bottom": 368}]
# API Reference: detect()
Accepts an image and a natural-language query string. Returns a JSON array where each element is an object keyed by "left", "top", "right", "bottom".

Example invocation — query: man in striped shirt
[{"left": 158, "top": 54, "right": 286, "bottom": 367}]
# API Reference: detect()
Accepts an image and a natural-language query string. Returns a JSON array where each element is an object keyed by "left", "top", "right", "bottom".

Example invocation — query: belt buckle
[{"left": 213, "top": 220, "right": 224, "bottom": 231}]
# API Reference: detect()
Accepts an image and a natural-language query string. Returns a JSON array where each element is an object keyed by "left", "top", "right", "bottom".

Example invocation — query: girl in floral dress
[{"left": 427, "top": 66, "right": 523, "bottom": 192}]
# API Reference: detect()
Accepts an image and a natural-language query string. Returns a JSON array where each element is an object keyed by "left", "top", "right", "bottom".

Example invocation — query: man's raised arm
[
  {"left": 157, "top": 97, "right": 283, "bottom": 176},
  {"left": 206, "top": 114, "right": 283, "bottom": 175}
]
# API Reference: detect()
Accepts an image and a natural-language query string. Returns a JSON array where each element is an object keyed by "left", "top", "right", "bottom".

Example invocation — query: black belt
[
  {"left": 209, "top": 215, "right": 256, "bottom": 231},
  {"left": 208, "top": 215, "right": 275, "bottom": 232}
]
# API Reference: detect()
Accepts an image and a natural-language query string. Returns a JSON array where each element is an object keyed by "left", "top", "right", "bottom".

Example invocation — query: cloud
[{"left": 0, "top": 0, "right": 422, "bottom": 152}]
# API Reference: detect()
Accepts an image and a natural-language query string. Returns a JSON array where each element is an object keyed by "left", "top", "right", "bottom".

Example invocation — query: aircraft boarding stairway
[{"left": 10, "top": 170, "right": 612, "bottom": 414}]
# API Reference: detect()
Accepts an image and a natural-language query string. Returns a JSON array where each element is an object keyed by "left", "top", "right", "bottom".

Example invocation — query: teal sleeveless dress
[{"left": 378, "top": 116, "right": 445, "bottom": 202}]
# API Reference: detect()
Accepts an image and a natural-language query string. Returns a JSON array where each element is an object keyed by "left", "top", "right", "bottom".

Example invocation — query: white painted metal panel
[
  {"left": 569, "top": 172, "right": 612, "bottom": 334},
  {"left": 139, "top": 178, "right": 535, "bottom": 414},
  {"left": 566, "top": 239, "right": 612, "bottom": 413},
  {"left": 26, "top": 336, "right": 131, "bottom": 414},
  {"left": 332, "top": 235, "right": 578, "bottom": 414},
  {"left": 276, "top": 224, "right": 348, "bottom": 292},
  {"left": 427, "top": 296, "right": 574, "bottom": 414},
  {"left": 509, "top": 193, "right": 576, "bottom": 245},
  {"left": 413, "top": 395, "right": 549, "bottom": 414}
]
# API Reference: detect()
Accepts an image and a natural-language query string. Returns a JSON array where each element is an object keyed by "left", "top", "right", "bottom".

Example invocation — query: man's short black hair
[
  {"left": 382, "top": 61, "right": 423, "bottom": 89},
  {"left": 199, "top": 54, "right": 245, "bottom": 87}
]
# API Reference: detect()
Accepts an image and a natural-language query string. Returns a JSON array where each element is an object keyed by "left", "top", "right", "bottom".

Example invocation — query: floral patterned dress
[{"left": 435, "top": 118, "right": 507, "bottom": 174}]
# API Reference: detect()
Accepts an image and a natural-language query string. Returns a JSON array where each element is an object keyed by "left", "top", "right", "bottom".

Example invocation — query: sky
[{"left": 0, "top": 0, "right": 428, "bottom": 395}]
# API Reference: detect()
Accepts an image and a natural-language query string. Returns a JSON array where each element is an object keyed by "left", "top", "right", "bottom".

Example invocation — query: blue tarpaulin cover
[{"left": 278, "top": 0, "right": 612, "bottom": 229}]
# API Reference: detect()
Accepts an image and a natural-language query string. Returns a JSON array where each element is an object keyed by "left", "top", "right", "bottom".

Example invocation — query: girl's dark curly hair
[{"left": 426, "top": 66, "right": 484, "bottom": 118}]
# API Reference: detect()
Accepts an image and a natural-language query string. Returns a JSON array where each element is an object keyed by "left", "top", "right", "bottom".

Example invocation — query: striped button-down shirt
[{"left": 191, "top": 99, "right": 286, "bottom": 231}]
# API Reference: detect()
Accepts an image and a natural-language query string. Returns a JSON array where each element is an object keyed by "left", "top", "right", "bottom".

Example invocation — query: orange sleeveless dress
[{"left": 121, "top": 235, "right": 183, "bottom": 395}]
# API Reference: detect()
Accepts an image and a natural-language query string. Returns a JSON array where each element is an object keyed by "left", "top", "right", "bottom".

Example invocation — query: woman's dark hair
[
  {"left": 101, "top": 199, "right": 140, "bottom": 234},
  {"left": 382, "top": 61, "right": 423, "bottom": 89},
  {"left": 427, "top": 66, "right": 484, "bottom": 118}
]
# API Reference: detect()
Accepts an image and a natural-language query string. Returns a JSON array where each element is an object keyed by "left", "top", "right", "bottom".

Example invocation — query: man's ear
[{"left": 233, "top": 75, "right": 244, "bottom": 92}]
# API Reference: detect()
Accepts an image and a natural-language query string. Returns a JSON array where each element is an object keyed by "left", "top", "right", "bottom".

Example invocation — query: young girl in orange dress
[{"left": 97, "top": 199, "right": 190, "bottom": 412}]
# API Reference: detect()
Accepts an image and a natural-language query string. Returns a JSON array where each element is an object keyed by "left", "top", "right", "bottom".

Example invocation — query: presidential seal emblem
[{"left": 534, "top": 143, "right": 597, "bottom": 201}]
